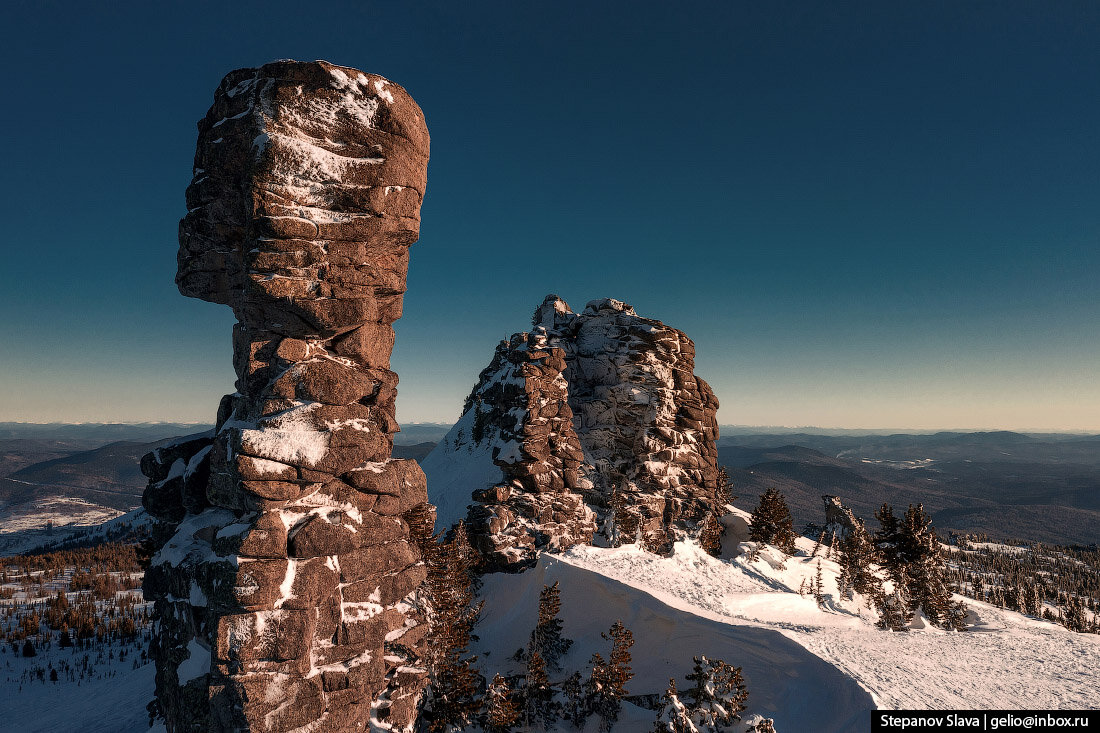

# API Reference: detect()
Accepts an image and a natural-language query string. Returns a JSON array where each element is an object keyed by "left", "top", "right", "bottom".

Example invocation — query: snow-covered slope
[
  {"left": 422, "top": 407, "right": 504, "bottom": 530},
  {"left": 4, "top": 506, "right": 1097, "bottom": 730},
  {"left": 0, "top": 507, "right": 153, "bottom": 556},
  {"left": 0, "top": 642, "right": 154, "bottom": 733},
  {"left": 475, "top": 553, "right": 874, "bottom": 732},
  {"left": 542, "top": 509, "right": 1100, "bottom": 715}
]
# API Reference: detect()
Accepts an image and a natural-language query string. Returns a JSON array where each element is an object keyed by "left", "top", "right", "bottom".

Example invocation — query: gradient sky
[{"left": 2, "top": 1, "right": 1098, "bottom": 430}]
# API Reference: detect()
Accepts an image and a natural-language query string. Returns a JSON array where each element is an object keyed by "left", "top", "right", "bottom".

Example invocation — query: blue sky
[{"left": 2, "top": 1, "right": 1098, "bottom": 430}]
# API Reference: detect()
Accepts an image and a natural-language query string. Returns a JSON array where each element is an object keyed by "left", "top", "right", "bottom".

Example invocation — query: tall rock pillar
[{"left": 142, "top": 60, "right": 432, "bottom": 732}]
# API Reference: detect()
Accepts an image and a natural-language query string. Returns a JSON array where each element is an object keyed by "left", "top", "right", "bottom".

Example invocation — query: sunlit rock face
[
  {"left": 425, "top": 295, "right": 722, "bottom": 571},
  {"left": 142, "top": 60, "right": 432, "bottom": 732}
]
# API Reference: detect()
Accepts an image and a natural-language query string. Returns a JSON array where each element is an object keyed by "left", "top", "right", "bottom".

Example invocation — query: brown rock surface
[
  {"left": 423, "top": 295, "right": 722, "bottom": 570},
  {"left": 143, "top": 59, "right": 431, "bottom": 732}
]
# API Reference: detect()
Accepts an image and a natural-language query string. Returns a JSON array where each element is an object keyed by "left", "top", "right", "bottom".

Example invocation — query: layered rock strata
[
  {"left": 142, "top": 60, "right": 432, "bottom": 732},
  {"left": 423, "top": 296, "right": 721, "bottom": 570}
]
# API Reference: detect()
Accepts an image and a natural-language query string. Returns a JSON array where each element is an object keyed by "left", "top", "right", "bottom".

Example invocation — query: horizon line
[{"left": 2, "top": 420, "right": 1099, "bottom": 436}]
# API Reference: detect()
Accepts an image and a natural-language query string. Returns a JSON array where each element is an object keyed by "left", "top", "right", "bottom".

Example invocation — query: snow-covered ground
[
  {"left": 0, "top": 566, "right": 154, "bottom": 733},
  {"left": 476, "top": 551, "right": 873, "bottom": 732},
  {"left": 2, "top": 507, "right": 1096, "bottom": 731},
  {"left": 0, "top": 639, "right": 154, "bottom": 733},
  {"left": 0, "top": 507, "right": 152, "bottom": 557},
  {"left": 549, "top": 509, "right": 1100, "bottom": 717}
]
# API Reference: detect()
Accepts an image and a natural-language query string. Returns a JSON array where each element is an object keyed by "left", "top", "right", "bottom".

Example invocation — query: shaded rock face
[
  {"left": 142, "top": 60, "right": 431, "bottom": 732},
  {"left": 427, "top": 295, "right": 721, "bottom": 570}
]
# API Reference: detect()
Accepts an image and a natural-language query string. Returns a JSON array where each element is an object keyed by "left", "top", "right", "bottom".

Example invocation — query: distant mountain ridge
[{"left": 720, "top": 432, "right": 1100, "bottom": 545}]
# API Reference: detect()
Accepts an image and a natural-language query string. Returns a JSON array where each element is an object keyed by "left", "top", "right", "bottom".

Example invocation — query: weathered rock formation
[
  {"left": 823, "top": 495, "right": 860, "bottom": 542},
  {"left": 423, "top": 295, "right": 722, "bottom": 570},
  {"left": 142, "top": 60, "right": 432, "bottom": 732}
]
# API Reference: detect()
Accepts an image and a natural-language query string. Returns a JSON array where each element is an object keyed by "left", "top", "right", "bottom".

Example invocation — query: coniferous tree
[
  {"left": 715, "top": 466, "right": 734, "bottom": 508},
  {"left": 586, "top": 621, "right": 635, "bottom": 731},
  {"left": 698, "top": 512, "right": 722, "bottom": 557},
  {"left": 530, "top": 581, "right": 572, "bottom": 670},
  {"left": 873, "top": 587, "right": 913, "bottom": 631},
  {"left": 412, "top": 513, "right": 484, "bottom": 732},
  {"left": 484, "top": 673, "right": 520, "bottom": 732},
  {"left": 900, "top": 504, "right": 968, "bottom": 630},
  {"left": 652, "top": 678, "right": 696, "bottom": 733},
  {"left": 874, "top": 503, "right": 903, "bottom": 585},
  {"left": 1061, "top": 596, "right": 1089, "bottom": 633},
  {"left": 561, "top": 671, "right": 587, "bottom": 729},
  {"left": 523, "top": 649, "right": 556, "bottom": 729},
  {"left": 1023, "top": 582, "right": 1043, "bottom": 617},
  {"left": 812, "top": 561, "right": 827, "bottom": 609},
  {"left": 681, "top": 655, "right": 748, "bottom": 731},
  {"left": 836, "top": 517, "right": 881, "bottom": 600},
  {"left": 606, "top": 485, "right": 638, "bottom": 548},
  {"left": 449, "top": 519, "right": 483, "bottom": 592},
  {"left": 749, "top": 489, "right": 796, "bottom": 554},
  {"left": 605, "top": 620, "right": 635, "bottom": 700},
  {"left": 874, "top": 503, "right": 967, "bottom": 631}
]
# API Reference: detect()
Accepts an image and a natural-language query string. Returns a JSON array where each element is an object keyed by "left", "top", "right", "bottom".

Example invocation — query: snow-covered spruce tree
[
  {"left": 653, "top": 678, "right": 697, "bottom": 733},
  {"left": 1061, "top": 596, "right": 1090, "bottom": 633},
  {"left": 873, "top": 503, "right": 903, "bottom": 584},
  {"left": 561, "top": 671, "right": 588, "bottom": 729},
  {"left": 698, "top": 511, "right": 722, "bottom": 557},
  {"left": 749, "top": 489, "right": 797, "bottom": 554},
  {"left": 484, "top": 673, "right": 521, "bottom": 732},
  {"left": 716, "top": 466, "right": 735, "bottom": 507},
  {"left": 409, "top": 505, "right": 485, "bottom": 732},
  {"left": 523, "top": 649, "right": 557, "bottom": 730},
  {"left": 586, "top": 621, "right": 635, "bottom": 731},
  {"left": 681, "top": 655, "right": 748, "bottom": 732},
  {"left": 899, "top": 504, "right": 968, "bottom": 630},
  {"left": 874, "top": 586, "right": 913, "bottom": 631},
  {"left": 874, "top": 503, "right": 967, "bottom": 630},
  {"left": 812, "top": 561, "right": 826, "bottom": 609},
  {"left": 836, "top": 516, "right": 881, "bottom": 600},
  {"left": 530, "top": 581, "right": 572, "bottom": 671}
]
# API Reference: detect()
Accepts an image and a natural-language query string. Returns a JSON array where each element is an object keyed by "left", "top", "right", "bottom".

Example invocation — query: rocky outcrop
[
  {"left": 823, "top": 495, "right": 860, "bottom": 542},
  {"left": 423, "top": 296, "right": 721, "bottom": 570},
  {"left": 142, "top": 60, "right": 431, "bottom": 732}
]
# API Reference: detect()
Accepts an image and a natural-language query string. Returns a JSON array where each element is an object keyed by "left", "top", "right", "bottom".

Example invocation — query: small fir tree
[
  {"left": 523, "top": 649, "right": 556, "bottom": 729},
  {"left": 836, "top": 517, "right": 881, "bottom": 601},
  {"left": 561, "top": 671, "right": 587, "bottom": 729},
  {"left": 698, "top": 511, "right": 722, "bottom": 557},
  {"left": 1061, "top": 596, "right": 1089, "bottom": 633},
  {"left": 681, "top": 655, "right": 748, "bottom": 731},
  {"left": 749, "top": 489, "right": 797, "bottom": 554},
  {"left": 715, "top": 466, "right": 735, "bottom": 507},
  {"left": 812, "top": 561, "right": 827, "bottom": 609},
  {"left": 412, "top": 511, "right": 485, "bottom": 731},
  {"left": 652, "top": 678, "right": 697, "bottom": 733},
  {"left": 586, "top": 621, "right": 635, "bottom": 731},
  {"left": 530, "top": 581, "right": 572, "bottom": 670},
  {"left": 484, "top": 674, "right": 520, "bottom": 732}
]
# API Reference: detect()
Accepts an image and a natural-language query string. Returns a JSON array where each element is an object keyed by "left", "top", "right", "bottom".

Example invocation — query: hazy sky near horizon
[{"left": 2, "top": 2, "right": 1098, "bottom": 430}]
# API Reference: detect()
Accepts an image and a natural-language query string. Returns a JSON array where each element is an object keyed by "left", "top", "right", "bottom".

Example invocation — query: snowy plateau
[{"left": 2, "top": 506, "right": 1098, "bottom": 732}]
